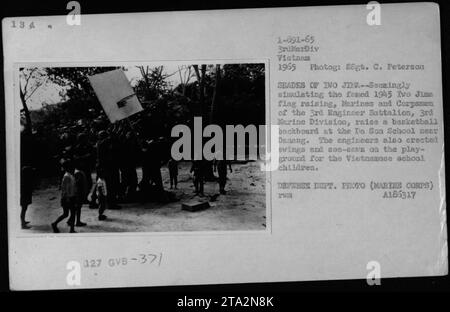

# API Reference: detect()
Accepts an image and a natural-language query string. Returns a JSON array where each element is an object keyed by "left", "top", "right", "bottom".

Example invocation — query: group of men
[
  {"left": 50, "top": 122, "right": 168, "bottom": 232},
  {"left": 190, "top": 159, "right": 232, "bottom": 196}
]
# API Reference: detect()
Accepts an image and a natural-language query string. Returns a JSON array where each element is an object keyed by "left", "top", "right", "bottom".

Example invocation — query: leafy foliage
[{"left": 22, "top": 64, "right": 265, "bottom": 177}]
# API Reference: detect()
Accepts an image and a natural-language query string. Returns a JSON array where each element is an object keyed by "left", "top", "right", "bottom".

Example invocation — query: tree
[
  {"left": 135, "top": 65, "right": 172, "bottom": 102},
  {"left": 220, "top": 64, "right": 265, "bottom": 126},
  {"left": 19, "top": 68, "right": 48, "bottom": 134},
  {"left": 177, "top": 65, "right": 194, "bottom": 96},
  {"left": 210, "top": 64, "right": 222, "bottom": 125}
]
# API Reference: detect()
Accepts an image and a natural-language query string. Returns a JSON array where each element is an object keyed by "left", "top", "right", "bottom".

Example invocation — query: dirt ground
[{"left": 21, "top": 161, "right": 267, "bottom": 233}]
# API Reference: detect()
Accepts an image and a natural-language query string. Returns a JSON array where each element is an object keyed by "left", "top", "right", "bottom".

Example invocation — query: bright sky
[{"left": 25, "top": 65, "right": 196, "bottom": 110}]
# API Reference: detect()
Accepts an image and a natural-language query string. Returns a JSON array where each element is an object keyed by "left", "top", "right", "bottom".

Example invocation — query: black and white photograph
[{"left": 19, "top": 63, "right": 268, "bottom": 233}]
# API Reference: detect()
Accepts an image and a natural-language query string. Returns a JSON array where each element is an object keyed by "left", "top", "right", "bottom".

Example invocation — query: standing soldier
[
  {"left": 118, "top": 130, "right": 139, "bottom": 202},
  {"left": 191, "top": 160, "right": 205, "bottom": 196},
  {"left": 73, "top": 160, "right": 88, "bottom": 227},
  {"left": 109, "top": 128, "right": 122, "bottom": 208},
  {"left": 141, "top": 139, "right": 164, "bottom": 196},
  {"left": 96, "top": 167, "right": 108, "bottom": 221},
  {"left": 123, "top": 131, "right": 139, "bottom": 201},
  {"left": 97, "top": 130, "right": 120, "bottom": 210},
  {"left": 52, "top": 160, "right": 77, "bottom": 233},
  {"left": 20, "top": 166, "right": 34, "bottom": 229},
  {"left": 73, "top": 133, "right": 94, "bottom": 202},
  {"left": 214, "top": 159, "right": 232, "bottom": 194},
  {"left": 20, "top": 129, "right": 35, "bottom": 229}
]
